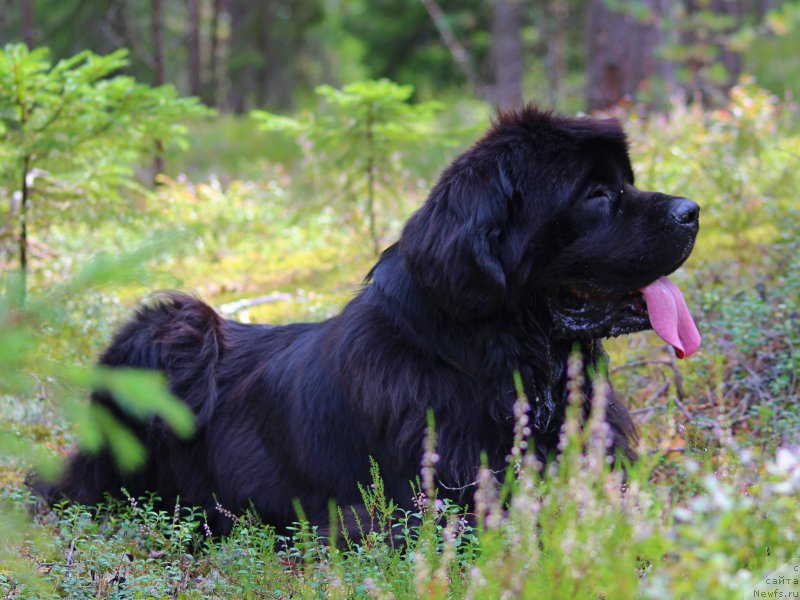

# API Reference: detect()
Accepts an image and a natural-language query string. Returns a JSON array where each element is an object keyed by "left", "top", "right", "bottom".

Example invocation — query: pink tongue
[{"left": 638, "top": 277, "right": 701, "bottom": 359}]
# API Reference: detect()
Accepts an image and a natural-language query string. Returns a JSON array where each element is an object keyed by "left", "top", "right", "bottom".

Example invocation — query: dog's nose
[{"left": 669, "top": 198, "right": 700, "bottom": 226}]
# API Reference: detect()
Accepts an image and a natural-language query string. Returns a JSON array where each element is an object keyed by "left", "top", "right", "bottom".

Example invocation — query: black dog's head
[{"left": 399, "top": 106, "right": 700, "bottom": 357}]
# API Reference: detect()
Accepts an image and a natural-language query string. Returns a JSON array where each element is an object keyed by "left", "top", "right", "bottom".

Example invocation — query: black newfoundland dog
[{"left": 38, "top": 106, "right": 700, "bottom": 533}]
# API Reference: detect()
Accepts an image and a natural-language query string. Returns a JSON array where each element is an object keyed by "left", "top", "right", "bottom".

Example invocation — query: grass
[
  {"left": 4, "top": 389, "right": 800, "bottom": 599},
  {"left": 1, "top": 83, "right": 800, "bottom": 598}
]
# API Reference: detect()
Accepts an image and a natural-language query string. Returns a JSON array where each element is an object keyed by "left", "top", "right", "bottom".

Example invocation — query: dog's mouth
[{"left": 549, "top": 276, "right": 701, "bottom": 358}]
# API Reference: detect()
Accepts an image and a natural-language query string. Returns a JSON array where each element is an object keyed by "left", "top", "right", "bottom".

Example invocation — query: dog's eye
[{"left": 586, "top": 186, "right": 613, "bottom": 202}]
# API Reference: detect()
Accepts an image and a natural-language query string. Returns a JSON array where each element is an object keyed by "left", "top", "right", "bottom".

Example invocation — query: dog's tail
[
  {"left": 98, "top": 292, "right": 225, "bottom": 427},
  {"left": 30, "top": 292, "right": 225, "bottom": 505}
]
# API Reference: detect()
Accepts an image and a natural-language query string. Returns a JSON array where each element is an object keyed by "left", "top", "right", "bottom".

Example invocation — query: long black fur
[{"left": 37, "top": 106, "right": 702, "bottom": 535}]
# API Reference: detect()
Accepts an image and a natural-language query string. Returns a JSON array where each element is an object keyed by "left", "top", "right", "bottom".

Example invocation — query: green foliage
[
  {"left": 606, "top": 0, "right": 800, "bottom": 105},
  {"left": 1, "top": 488, "right": 209, "bottom": 599},
  {"left": 0, "top": 44, "right": 208, "bottom": 202},
  {"left": 700, "top": 244, "right": 800, "bottom": 445},
  {"left": 165, "top": 114, "right": 302, "bottom": 181},
  {"left": 0, "top": 44, "right": 211, "bottom": 298},
  {"left": 338, "top": 0, "right": 489, "bottom": 96},
  {"left": 1, "top": 71, "right": 799, "bottom": 598},
  {"left": 254, "top": 79, "right": 449, "bottom": 254},
  {"left": 0, "top": 241, "right": 195, "bottom": 589},
  {"left": 6, "top": 370, "right": 800, "bottom": 598},
  {"left": 2, "top": 0, "right": 798, "bottom": 117},
  {"left": 628, "top": 79, "right": 799, "bottom": 252},
  {"left": 0, "top": 241, "right": 195, "bottom": 460},
  {"left": 638, "top": 447, "right": 800, "bottom": 599},
  {"left": 606, "top": 84, "right": 799, "bottom": 459}
]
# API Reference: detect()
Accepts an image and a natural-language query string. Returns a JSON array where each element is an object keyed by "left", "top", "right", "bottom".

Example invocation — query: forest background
[{"left": 1, "top": 1, "right": 800, "bottom": 598}]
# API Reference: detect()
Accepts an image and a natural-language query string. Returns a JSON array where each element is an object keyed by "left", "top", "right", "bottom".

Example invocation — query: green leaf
[
  {"left": 252, "top": 111, "right": 306, "bottom": 135},
  {"left": 90, "top": 404, "right": 147, "bottom": 472}
]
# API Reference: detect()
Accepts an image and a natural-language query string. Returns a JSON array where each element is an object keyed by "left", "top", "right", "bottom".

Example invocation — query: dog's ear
[{"left": 399, "top": 157, "right": 512, "bottom": 320}]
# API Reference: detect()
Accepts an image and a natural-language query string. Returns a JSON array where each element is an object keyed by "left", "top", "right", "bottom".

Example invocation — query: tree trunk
[
  {"left": 542, "top": 0, "right": 568, "bottom": 110},
  {"left": 419, "top": 0, "right": 486, "bottom": 99},
  {"left": 711, "top": 0, "right": 743, "bottom": 89},
  {"left": 188, "top": 0, "right": 203, "bottom": 97},
  {"left": 225, "top": 0, "right": 253, "bottom": 112},
  {"left": 365, "top": 105, "right": 379, "bottom": 257},
  {"left": 488, "top": 0, "right": 523, "bottom": 111},
  {"left": 254, "top": 2, "right": 269, "bottom": 108},
  {"left": 18, "top": 155, "right": 30, "bottom": 305},
  {"left": 680, "top": 0, "right": 743, "bottom": 102},
  {"left": 151, "top": 0, "right": 166, "bottom": 87},
  {"left": 205, "top": 0, "right": 223, "bottom": 106},
  {"left": 1, "top": 0, "right": 9, "bottom": 40},
  {"left": 586, "top": 0, "right": 674, "bottom": 111},
  {"left": 151, "top": 0, "right": 166, "bottom": 177},
  {"left": 21, "top": 0, "right": 35, "bottom": 46},
  {"left": 419, "top": 0, "right": 525, "bottom": 110},
  {"left": 255, "top": 0, "right": 304, "bottom": 110}
]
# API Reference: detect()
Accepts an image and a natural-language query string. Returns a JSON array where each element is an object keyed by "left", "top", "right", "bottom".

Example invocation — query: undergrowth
[
  {"left": 1, "top": 84, "right": 799, "bottom": 598},
  {"left": 3, "top": 359, "right": 800, "bottom": 598}
]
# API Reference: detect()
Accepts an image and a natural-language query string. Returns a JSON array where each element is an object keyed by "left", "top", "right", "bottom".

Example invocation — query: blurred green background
[{"left": 1, "top": 1, "right": 800, "bottom": 598}]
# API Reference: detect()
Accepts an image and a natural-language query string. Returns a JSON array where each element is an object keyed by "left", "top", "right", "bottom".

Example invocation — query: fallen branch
[
  {"left": 217, "top": 292, "right": 293, "bottom": 317},
  {"left": 418, "top": 0, "right": 487, "bottom": 99},
  {"left": 611, "top": 358, "right": 673, "bottom": 373}
]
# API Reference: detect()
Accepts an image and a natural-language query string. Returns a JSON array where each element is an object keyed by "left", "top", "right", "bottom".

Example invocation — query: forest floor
[{"left": 1, "top": 92, "right": 799, "bottom": 598}]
